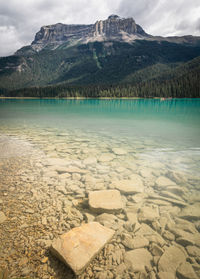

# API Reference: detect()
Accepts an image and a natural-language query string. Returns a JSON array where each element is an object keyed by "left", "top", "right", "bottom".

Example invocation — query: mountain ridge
[{"left": 15, "top": 15, "right": 200, "bottom": 56}]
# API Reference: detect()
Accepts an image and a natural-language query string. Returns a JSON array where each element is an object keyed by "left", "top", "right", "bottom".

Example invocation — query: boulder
[
  {"left": 124, "top": 248, "right": 153, "bottom": 273},
  {"left": 158, "top": 246, "right": 186, "bottom": 274},
  {"left": 88, "top": 190, "right": 123, "bottom": 213},
  {"left": 50, "top": 222, "right": 114, "bottom": 275}
]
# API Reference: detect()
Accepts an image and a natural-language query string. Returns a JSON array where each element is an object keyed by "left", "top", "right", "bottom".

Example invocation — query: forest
[{"left": 1, "top": 55, "right": 199, "bottom": 98}]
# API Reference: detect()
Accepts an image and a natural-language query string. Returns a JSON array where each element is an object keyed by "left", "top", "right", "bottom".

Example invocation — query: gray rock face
[
  {"left": 50, "top": 222, "right": 114, "bottom": 275},
  {"left": 93, "top": 15, "right": 147, "bottom": 38},
  {"left": 16, "top": 15, "right": 148, "bottom": 53}
]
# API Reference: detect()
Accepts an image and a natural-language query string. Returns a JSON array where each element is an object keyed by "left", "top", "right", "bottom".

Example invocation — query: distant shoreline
[{"left": 0, "top": 97, "right": 173, "bottom": 100}]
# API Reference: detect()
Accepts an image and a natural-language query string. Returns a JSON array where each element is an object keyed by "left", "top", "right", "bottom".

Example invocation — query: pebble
[{"left": 0, "top": 211, "right": 6, "bottom": 224}]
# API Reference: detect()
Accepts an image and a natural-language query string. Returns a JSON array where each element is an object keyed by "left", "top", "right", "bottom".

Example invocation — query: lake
[{"left": 0, "top": 98, "right": 200, "bottom": 278}]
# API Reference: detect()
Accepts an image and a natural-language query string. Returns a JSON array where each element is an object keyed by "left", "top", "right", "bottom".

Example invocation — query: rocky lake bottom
[{"left": 0, "top": 123, "right": 200, "bottom": 279}]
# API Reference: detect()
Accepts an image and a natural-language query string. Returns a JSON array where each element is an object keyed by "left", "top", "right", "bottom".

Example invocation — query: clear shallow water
[
  {"left": 0, "top": 98, "right": 200, "bottom": 174},
  {"left": 0, "top": 98, "right": 200, "bottom": 278},
  {"left": 0, "top": 98, "right": 200, "bottom": 139}
]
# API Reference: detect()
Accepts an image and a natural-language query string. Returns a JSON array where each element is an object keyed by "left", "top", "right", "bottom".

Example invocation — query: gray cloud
[{"left": 0, "top": 0, "right": 200, "bottom": 57}]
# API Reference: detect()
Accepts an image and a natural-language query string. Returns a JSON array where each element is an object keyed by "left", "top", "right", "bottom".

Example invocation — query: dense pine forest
[{"left": 1, "top": 55, "right": 199, "bottom": 98}]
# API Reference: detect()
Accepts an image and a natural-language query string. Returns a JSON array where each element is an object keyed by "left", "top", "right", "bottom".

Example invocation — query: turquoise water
[
  {"left": 0, "top": 98, "right": 200, "bottom": 145},
  {"left": 0, "top": 98, "right": 200, "bottom": 175}
]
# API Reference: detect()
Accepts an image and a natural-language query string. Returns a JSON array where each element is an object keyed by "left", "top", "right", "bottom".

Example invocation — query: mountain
[
  {"left": 15, "top": 15, "right": 149, "bottom": 55},
  {"left": 0, "top": 15, "right": 200, "bottom": 96}
]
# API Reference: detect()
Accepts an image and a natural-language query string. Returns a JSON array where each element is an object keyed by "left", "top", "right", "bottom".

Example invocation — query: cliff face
[
  {"left": 15, "top": 14, "right": 200, "bottom": 55},
  {"left": 25, "top": 15, "right": 148, "bottom": 52},
  {"left": 93, "top": 15, "right": 147, "bottom": 37}
]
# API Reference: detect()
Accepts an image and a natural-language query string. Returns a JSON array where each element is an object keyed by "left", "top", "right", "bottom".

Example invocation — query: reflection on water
[{"left": 0, "top": 98, "right": 200, "bottom": 278}]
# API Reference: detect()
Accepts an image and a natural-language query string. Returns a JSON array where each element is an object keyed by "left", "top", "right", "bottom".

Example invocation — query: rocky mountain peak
[
  {"left": 108, "top": 14, "right": 121, "bottom": 20},
  {"left": 93, "top": 14, "right": 145, "bottom": 38},
  {"left": 16, "top": 15, "right": 149, "bottom": 54}
]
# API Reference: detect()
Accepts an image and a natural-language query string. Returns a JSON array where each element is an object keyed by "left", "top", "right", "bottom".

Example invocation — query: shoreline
[{"left": 0, "top": 96, "right": 187, "bottom": 100}]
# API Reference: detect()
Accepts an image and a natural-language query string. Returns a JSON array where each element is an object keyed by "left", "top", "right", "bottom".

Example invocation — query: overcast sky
[{"left": 0, "top": 0, "right": 200, "bottom": 57}]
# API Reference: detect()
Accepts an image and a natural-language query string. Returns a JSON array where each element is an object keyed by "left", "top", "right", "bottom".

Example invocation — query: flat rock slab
[
  {"left": 124, "top": 248, "right": 153, "bottom": 273},
  {"left": 98, "top": 153, "right": 115, "bottom": 162},
  {"left": 186, "top": 246, "right": 200, "bottom": 257},
  {"left": 45, "top": 158, "right": 69, "bottom": 167},
  {"left": 179, "top": 204, "right": 200, "bottom": 220},
  {"left": 112, "top": 148, "right": 127, "bottom": 155},
  {"left": 176, "top": 262, "right": 198, "bottom": 279},
  {"left": 50, "top": 222, "right": 114, "bottom": 275},
  {"left": 89, "top": 190, "right": 123, "bottom": 213},
  {"left": 158, "top": 271, "right": 175, "bottom": 279},
  {"left": 138, "top": 205, "right": 159, "bottom": 223},
  {"left": 155, "top": 176, "right": 176, "bottom": 188},
  {"left": 158, "top": 246, "right": 186, "bottom": 274},
  {"left": 110, "top": 177, "right": 144, "bottom": 194}
]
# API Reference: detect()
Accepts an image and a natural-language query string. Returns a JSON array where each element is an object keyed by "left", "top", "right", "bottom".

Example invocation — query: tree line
[{"left": 1, "top": 68, "right": 199, "bottom": 98}]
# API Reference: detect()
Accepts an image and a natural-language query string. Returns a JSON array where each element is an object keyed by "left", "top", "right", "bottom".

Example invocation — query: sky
[{"left": 0, "top": 0, "right": 200, "bottom": 57}]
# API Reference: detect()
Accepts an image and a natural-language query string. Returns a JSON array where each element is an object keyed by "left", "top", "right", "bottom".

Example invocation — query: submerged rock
[
  {"left": 88, "top": 190, "right": 123, "bottom": 213},
  {"left": 83, "top": 157, "right": 97, "bottom": 165},
  {"left": 129, "top": 235, "right": 149, "bottom": 249},
  {"left": 112, "top": 148, "right": 127, "bottom": 155},
  {"left": 186, "top": 246, "right": 200, "bottom": 257},
  {"left": 124, "top": 248, "right": 153, "bottom": 273},
  {"left": 176, "top": 262, "right": 198, "bottom": 279},
  {"left": 95, "top": 213, "right": 118, "bottom": 228},
  {"left": 138, "top": 205, "right": 159, "bottom": 223},
  {"left": 158, "top": 271, "right": 175, "bottom": 279},
  {"left": 110, "top": 177, "right": 144, "bottom": 194},
  {"left": 50, "top": 222, "right": 114, "bottom": 275},
  {"left": 158, "top": 246, "right": 186, "bottom": 274},
  {"left": 98, "top": 153, "right": 114, "bottom": 162},
  {"left": 179, "top": 204, "right": 200, "bottom": 221},
  {"left": 155, "top": 176, "right": 176, "bottom": 188}
]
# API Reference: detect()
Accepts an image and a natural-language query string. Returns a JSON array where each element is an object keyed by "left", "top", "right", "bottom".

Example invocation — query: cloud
[
  {"left": 117, "top": 0, "right": 200, "bottom": 36},
  {"left": 0, "top": 0, "right": 200, "bottom": 57}
]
